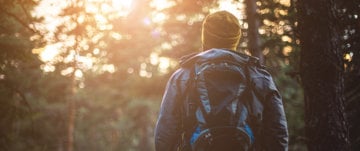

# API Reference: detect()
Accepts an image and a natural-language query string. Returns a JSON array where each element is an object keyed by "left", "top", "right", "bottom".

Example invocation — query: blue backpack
[{"left": 183, "top": 58, "right": 257, "bottom": 151}]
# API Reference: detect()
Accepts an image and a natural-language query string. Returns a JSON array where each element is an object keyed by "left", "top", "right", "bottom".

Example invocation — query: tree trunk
[
  {"left": 66, "top": 44, "right": 79, "bottom": 151},
  {"left": 341, "top": 1, "right": 360, "bottom": 150},
  {"left": 297, "top": 0, "right": 350, "bottom": 150},
  {"left": 66, "top": 85, "right": 76, "bottom": 151},
  {"left": 245, "top": 0, "right": 263, "bottom": 63}
]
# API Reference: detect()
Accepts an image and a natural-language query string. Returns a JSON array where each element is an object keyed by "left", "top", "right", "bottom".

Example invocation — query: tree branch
[
  {"left": 0, "top": 7, "right": 38, "bottom": 34},
  {"left": 19, "top": 2, "right": 40, "bottom": 32}
]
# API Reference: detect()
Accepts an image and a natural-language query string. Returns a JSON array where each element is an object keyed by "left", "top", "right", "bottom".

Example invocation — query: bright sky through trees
[
  {"left": 31, "top": 0, "right": 252, "bottom": 78},
  {"left": 31, "top": 0, "right": 294, "bottom": 78}
]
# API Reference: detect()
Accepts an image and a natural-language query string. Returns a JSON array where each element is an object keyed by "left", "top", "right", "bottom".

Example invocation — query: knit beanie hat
[{"left": 202, "top": 11, "right": 241, "bottom": 51}]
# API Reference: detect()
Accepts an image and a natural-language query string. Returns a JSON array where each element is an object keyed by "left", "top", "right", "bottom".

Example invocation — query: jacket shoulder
[{"left": 166, "top": 67, "right": 193, "bottom": 90}]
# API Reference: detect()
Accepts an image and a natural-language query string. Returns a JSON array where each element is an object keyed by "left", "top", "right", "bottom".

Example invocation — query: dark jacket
[{"left": 155, "top": 49, "right": 289, "bottom": 151}]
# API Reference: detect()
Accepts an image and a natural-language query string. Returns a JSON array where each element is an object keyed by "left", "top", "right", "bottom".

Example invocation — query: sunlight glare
[
  {"left": 77, "top": 56, "right": 94, "bottom": 69},
  {"left": 152, "top": 12, "right": 167, "bottom": 24},
  {"left": 150, "top": 53, "right": 159, "bottom": 65},
  {"left": 158, "top": 57, "right": 170, "bottom": 74},
  {"left": 150, "top": 0, "right": 176, "bottom": 11},
  {"left": 279, "top": 0, "right": 291, "bottom": 7},
  {"left": 102, "top": 64, "right": 115, "bottom": 73},
  {"left": 95, "top": 14, "right": 108, "bottom": 25},
  {"left": 93, "top": 48, "right": 100, "bottom": 55},
  {"left": 281, "top": 35, "right": 292, "bottom": 43},
  {"left": 112, "top": 0, "right": 133, "bottom": 16},
  {"left": 75, "top": 69, "right": 83, "bottom": 78},
  {"left": 140, "top": 63, "right": 152, "bottom": 78},
  {"left": 160, "top": 42, "right": 172, "bottom": 50},
  {"left": 86, "top": 3, "right": 98, "bottom": 14},
  {"left": 41, "top": 64, "right": 56, "bottom": 72},
  {"left": 212, "top": 0, "right": 244, "bottom": 19},
  {"left": 143, "top": 17, "right": 152, "bottom": 26},
  {"left": 112, "top": 0, "right": 132, "bottom": 9},
  {"left": 61, "top": 67, "right": 74, "bottom": 76},
  {"left": 282, "top": 46, "right": 292, "bottom": 56},
  {"left": 148, "top": 52, "right": 174, "bottom": 74},
  {"left": 344, "top": 52, "right": 353, "bottom": 62},
  {"left": 35, "top": 44, "right": 61, "bottom": 62},
  {"left": 111, "top": 32, "right": 123, "bottom": 40}
]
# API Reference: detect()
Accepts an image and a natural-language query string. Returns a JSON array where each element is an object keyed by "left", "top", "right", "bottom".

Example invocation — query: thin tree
[
  {"left": 297, "top": 0, "right": 350, "bottom": 150},
  {"left": 245, "top": 0, "right": 263, "bottom": 63}
]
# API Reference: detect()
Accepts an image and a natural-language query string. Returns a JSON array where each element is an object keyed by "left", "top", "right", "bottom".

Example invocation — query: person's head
[{"left": 201, "top": 11, "right": 241, "bottom": 51}]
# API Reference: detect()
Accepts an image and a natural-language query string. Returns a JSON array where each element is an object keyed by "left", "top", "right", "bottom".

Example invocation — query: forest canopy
[{"left": 0, "top": 0, "right": 359, "bottom": 150}]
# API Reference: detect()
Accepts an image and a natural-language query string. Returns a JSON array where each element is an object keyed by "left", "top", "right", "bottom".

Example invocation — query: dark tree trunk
[
  {"left": 245, "top": 0, "right": 263, "bottom": 64},
  {"left": 297, "top": 0, "right": 350, "bottom": 150},
  {"left": 340, "top": 1, "right": 360, "bottom": 150}
]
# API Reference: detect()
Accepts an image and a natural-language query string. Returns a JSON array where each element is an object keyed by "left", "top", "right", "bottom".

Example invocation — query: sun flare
[
  {"left": 112, "top": 0, "right": 132, "bottom": 8},
  {"left": 150, "top": 0, "right": 176, "bottom": 11},
  {"left": 111, "top": 0, "right": 133, "bottom": 16},
  {"left": 33, "top": 0, "right": 245, "bottom": 76}
]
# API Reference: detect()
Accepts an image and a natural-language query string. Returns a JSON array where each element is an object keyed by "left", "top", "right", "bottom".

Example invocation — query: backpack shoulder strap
[
  {"left": 242, "top": 57, "right": 264, "bottom": 143},
  {"left": 181, "top": 65, "right": 198, "bottom": 137}
]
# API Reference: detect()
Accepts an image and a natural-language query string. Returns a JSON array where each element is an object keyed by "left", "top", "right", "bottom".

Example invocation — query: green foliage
[
  {"left": 0, "top": 0, "right": 45, "bottom": 150},
  {"left": 255, "top": 0, "right": 305, "bottom": 150}
]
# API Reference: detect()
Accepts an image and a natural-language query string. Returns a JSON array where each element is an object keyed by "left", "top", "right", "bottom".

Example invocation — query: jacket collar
[{"left": 180, "top": 48, "right": 259, "bottom": 67}]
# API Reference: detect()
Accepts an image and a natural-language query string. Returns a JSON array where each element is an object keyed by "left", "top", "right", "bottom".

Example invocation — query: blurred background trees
[{"left": 0, "top": 0, "right": 358, "bottom": 150}]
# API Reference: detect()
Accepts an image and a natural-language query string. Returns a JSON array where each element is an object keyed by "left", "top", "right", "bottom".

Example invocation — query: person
[{"left": 154, "top": 10, "right": 288, "bottom": 151}]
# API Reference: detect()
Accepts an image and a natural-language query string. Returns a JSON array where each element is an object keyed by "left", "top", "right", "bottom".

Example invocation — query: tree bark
[
  {"left": 297, "top": 0, "right": 350, "bottom": 150},
  {"left": 245, "top": 0, "right": 263, "bottom": 63},
  {"left": 341, "top": 1, "right": 360, "bottom": 150},
  {"left": 66, "top": 83, "right": 76, "bottom": 151}
]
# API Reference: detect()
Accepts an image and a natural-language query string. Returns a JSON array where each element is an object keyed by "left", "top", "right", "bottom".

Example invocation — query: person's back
[{"left": 154, "top": 11, "right": 288, "bottom": 151}]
